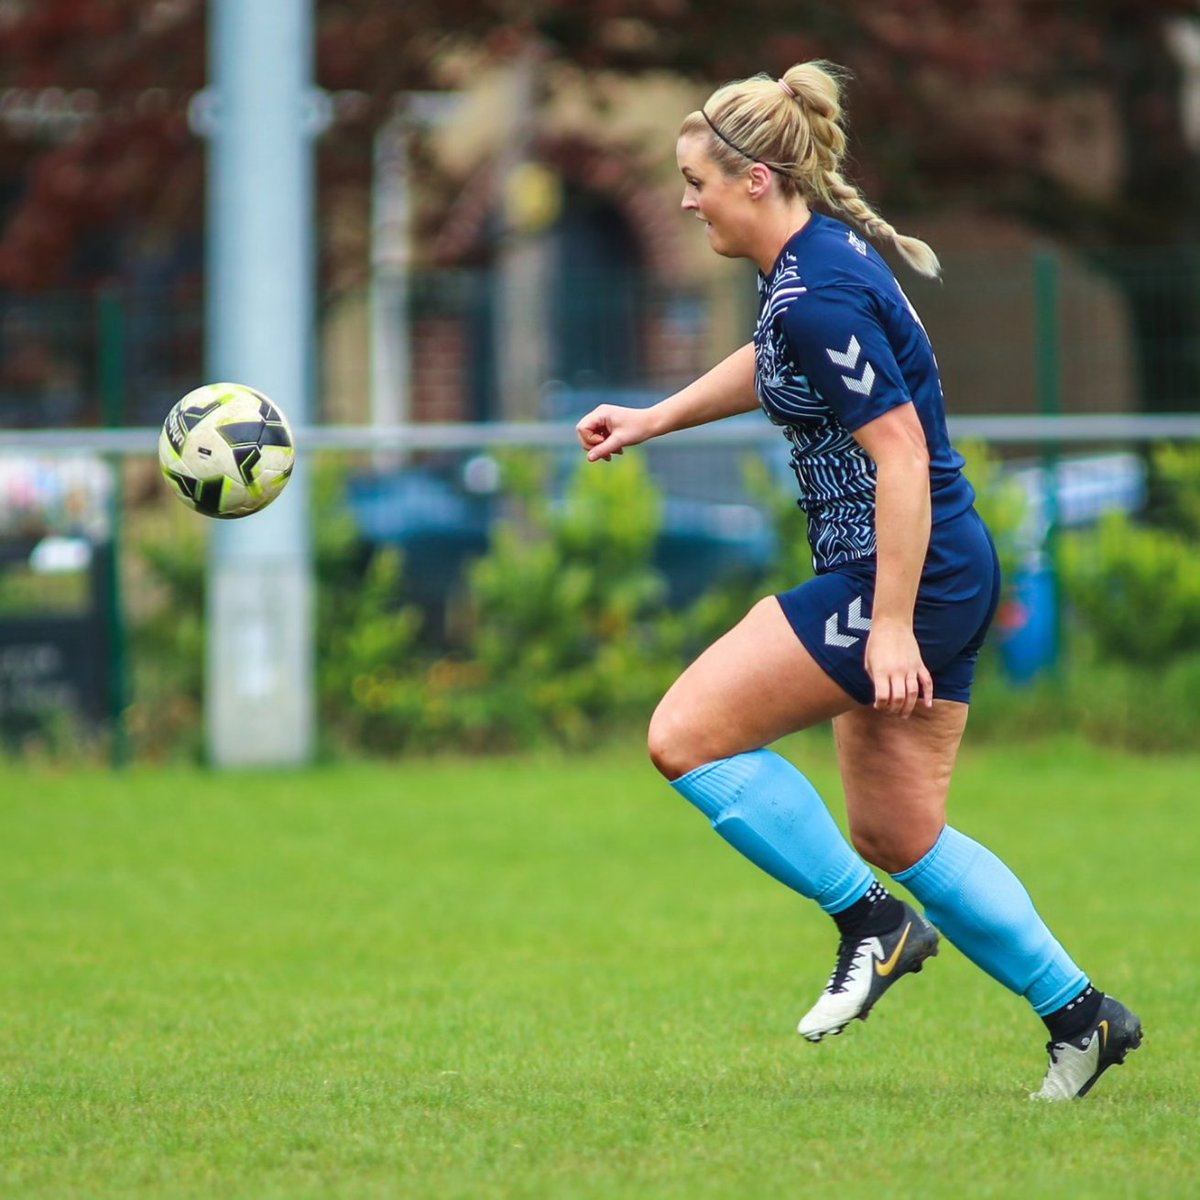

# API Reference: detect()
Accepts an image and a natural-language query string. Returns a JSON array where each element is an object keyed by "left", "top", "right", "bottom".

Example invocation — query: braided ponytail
[
  {"left": 685, "top": 61, "right": 941, "bottom": 279},
  {"left": 821, "top": 167, "right": 942, "bottom": 279},
  {"left": 781, "top": 63, "right": 940, "bottom": 279}
]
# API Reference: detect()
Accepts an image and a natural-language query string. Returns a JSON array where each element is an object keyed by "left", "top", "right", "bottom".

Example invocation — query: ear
[{"left": 747, "top": 163, "right": 773, "bottom": 199}]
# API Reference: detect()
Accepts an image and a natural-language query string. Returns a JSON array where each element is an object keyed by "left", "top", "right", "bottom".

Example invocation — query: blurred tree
[
  {"left": 1, "top": 0, "right": 1197, "bottom": 404},
  {"left": 544, "top": 0, "right": 1200, "bottom": 409}
]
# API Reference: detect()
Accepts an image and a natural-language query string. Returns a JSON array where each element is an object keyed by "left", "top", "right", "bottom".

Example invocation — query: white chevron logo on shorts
[
  {"left": 824, "top": 596, "right": 872, "bottom": 648},
  {"left": 846, "top": 596, "right": 872, "bottom": 632},
  {"left": 826, "top": 335, "right": 876, "bottom": 396}
]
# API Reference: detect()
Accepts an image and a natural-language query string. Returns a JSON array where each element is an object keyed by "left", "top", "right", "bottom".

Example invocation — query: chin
[
  {"left": 704, "top": 229, "right": 735, "bottom": 258},
  {"left": 700, "top": 231, "right": 729, "bottom": 258}
]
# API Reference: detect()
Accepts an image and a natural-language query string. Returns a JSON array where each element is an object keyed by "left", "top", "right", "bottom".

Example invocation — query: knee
[
  {"left": 647, "top": 701, "right": 709, "bottom": 781},
  {"left": 849, "top": 821, "right": 941, "bottom": 876}
]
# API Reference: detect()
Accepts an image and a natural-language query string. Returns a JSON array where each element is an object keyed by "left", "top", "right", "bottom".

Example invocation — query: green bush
[
  {"left": 1061, "top": 445, "right": 1200, "bottom": 665},
  {"left": 125, "top": 503, "right": 207, "bottom": 761},
  {"left": 338, "top": 453, "right": 679, "bottom": 753},
  {"left": 1147, "top": 442, "right": 1200, "bottom": 537},
  {"left": 116, "top": 441, "right": 1198, "bottom": 761},
  {"left": 958, "top": 439, "right": 1028, "bottom": 585},
  {"left": 661, "top": 453, "right": 815, "bottom": 654},
  {"left": 1062, "top": 511, "right": 1200, "bottom": 664},
  {"left": 967, "top": 647, "right": 1200, "bottom": 752}
]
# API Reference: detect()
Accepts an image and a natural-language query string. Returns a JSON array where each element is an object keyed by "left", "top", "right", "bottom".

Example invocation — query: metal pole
[
  {"left": 370, "top": 104, "right": 413, "bottom": 469},
  {"left": 494, "top": 41, "right": 554, "bottom": 420},
  {"left": 201, "top": 0, "right": 320, "bottom": 766},
  {"left": 368, "top": 90, "right": 460, "bottom": 460},
  {"left": 97, "top": 287, "right": 130, "bottom": 767},
  {"left": 1033, "top": 249, "right": 1064, "bottom": 675}
]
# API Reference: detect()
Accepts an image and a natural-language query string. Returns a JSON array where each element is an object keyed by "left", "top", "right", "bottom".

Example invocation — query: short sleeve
[{"left": 778, "top": 286, "right": 912, "bottom": 432}]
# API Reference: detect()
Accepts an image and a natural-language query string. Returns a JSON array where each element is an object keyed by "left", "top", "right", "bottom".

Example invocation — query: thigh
[
  {"left": 833, "top": 700, "right": 969, "bottom": 873},
  {"left": 648, "top": 596, "right": 859, "bottom": 779}
]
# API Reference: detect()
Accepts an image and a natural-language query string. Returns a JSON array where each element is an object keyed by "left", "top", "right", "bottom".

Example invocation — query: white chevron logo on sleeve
[
  {"left": 826, "top": 335, "right": 861, "bottom": 369},
  {"left": 842, "top": 362, "right": 875, "bottom": 395},
  {"left": 824, "top": 596, "right": 872, "bottom": 648},
  {"left": 826, "top": 335, "right": 876, "bottom": 396}
]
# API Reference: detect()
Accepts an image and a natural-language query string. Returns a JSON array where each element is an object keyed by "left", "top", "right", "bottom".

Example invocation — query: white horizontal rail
[{"left": 3, "top": 413, "right": 1200, "bottom": 456}]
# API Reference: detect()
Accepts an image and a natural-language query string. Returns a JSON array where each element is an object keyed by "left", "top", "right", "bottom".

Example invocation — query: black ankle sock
[
  {"left": 1043, "top": 984, "right": 1104, "bottom": 1043},
  {"left": 832, "top": 881, "right": 906, "bottom": 941}
]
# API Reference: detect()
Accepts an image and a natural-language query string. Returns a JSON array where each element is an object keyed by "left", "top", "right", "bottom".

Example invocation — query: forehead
[{"left": 676, "top": 132, "right": 718, "bottom": 175}]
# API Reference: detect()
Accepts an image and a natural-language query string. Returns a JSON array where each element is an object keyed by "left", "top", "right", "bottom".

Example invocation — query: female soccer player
[{"left": 575, "top": 62, "right": 1140, "bottom": 1100}]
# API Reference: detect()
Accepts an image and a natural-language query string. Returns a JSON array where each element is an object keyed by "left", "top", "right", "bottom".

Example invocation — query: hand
[
  {"left": 862, "top": 620, "right": 933, "bottom": 717},
  {"left": 575, "top": 405, "right": 655, "bottom": 462}
]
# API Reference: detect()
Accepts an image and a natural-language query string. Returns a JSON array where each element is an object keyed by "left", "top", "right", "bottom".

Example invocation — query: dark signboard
[{"left": 0, "top": 617, "right": 108, "bottom": 730}]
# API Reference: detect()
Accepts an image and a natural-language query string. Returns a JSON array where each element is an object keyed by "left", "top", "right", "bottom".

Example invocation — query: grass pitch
[{"left": 1, "top": 737, "right": 1195, "bottom": 1199}]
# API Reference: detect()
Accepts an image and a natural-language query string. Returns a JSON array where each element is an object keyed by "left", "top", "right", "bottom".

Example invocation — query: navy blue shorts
[{"left": 776, "top": 506, "right": 1002, "bottom": 705}]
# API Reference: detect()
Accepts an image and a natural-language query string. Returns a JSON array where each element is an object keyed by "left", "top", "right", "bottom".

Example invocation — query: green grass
[{"left": 1, "top": 736, "right": 1196, "bottom": 1199}]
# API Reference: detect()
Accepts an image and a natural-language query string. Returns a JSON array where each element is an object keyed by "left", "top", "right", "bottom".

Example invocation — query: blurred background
[{"left": 2, "top": 0, "right": 1199, "bottom": 765}]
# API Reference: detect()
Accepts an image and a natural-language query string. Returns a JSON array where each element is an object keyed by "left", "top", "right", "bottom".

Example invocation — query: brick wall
[{"left": 411, "top": 316, "right": 471, "bottom": 423}]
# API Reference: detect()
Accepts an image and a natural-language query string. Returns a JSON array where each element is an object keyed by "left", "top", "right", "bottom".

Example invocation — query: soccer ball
[{"left": 158, "top": 383, "right": 296, "bottom": 519}]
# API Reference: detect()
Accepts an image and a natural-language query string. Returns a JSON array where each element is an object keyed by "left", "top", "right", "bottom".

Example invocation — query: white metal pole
[
  {"left": 202, "top": 0, "right": 319, "bottom": 767},
  {"left": 369, "top": 104, "right": 413, "bottom": 469}
]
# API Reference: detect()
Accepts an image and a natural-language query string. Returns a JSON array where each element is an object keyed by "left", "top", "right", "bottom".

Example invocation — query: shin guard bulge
[{"left": 671, "top": 749, "right": 873, "bottom": 914}]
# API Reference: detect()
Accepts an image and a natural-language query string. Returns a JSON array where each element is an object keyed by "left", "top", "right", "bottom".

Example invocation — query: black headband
[
  {"left": 701, "top": 109, "right": 785, "bottom": 175},
  {"left": 701, "top": 109, "right": 759, "bottom": 161}
]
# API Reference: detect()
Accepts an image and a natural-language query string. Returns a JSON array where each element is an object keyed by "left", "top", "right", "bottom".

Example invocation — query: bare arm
[
  {"left": 577, "top": 343, "right": 758, "bottom": 461},
  {"left": 853, "top": 402, "right": 934, "bottom": 717},
  {"left": 645, "top": 342, "right": 759, "bottom": 435}
]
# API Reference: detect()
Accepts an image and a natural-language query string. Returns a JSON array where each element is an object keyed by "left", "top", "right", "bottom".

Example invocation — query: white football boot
[
  {"left": 798, "top": 902, "right": 940, "bottom": 1042},
  {"left": 1030, "top": 994, "right": 1143, "bottom": 1101}
]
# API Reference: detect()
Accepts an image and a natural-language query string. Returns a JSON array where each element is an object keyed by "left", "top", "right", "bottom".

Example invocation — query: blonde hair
[{"left": 681, "top": 62, "right": 941, "bottom": 279}]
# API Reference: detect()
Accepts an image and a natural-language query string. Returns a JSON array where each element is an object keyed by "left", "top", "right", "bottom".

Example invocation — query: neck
[{"left": 752, "top": 202, "right": 813, "bottom": 274}]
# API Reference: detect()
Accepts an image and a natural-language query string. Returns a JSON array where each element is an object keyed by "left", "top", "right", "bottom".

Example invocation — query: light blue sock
[
  {"left": 671, "top": 749, "right": 874, "bottom": 914},
  {"left": 892, "top": 826, "right": 1087, "bottom": 1015}
]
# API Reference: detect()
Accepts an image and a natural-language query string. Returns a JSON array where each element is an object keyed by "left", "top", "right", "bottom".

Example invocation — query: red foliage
[{"left": 0, "top": 0, "right": 1194, "bottom": 289}]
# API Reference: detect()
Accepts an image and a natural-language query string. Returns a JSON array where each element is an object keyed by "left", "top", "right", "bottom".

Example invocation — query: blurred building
[
  {"left": 2, "top": 11, "right": 1197, "bottom": 429},
  {"left": 321, "top": 52, "right": 1147, "bottom": 432}
]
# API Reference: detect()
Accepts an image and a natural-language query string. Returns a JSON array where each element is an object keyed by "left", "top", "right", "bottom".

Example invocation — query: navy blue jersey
[{"left": 753, "top": 212, "right": 975, "bottom": 572}]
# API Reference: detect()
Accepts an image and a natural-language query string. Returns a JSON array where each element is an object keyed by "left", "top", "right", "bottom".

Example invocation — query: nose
[{"left": 680, "top": 187, "right": 698, "bottom": 213}]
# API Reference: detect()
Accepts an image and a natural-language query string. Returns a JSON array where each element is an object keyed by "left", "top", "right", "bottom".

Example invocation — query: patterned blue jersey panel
[{"left": 753, "top": 213, "right": 975, "bottom": 572}]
